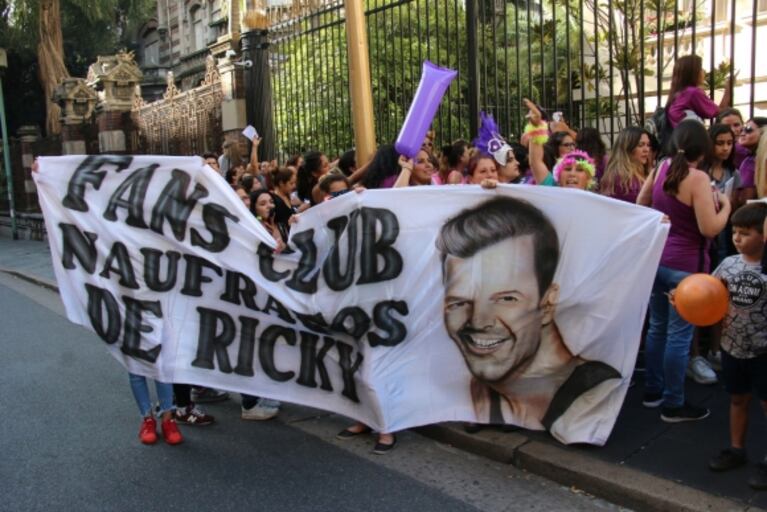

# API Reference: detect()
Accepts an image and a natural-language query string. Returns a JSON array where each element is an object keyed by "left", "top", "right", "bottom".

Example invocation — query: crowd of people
[{"left": 99, "top": 54, "right": 767, "bottom": 487}]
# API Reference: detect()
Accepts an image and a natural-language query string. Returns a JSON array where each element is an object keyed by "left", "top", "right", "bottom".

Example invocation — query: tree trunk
[{"left": 37, "top": 0, "right": 70, "bottom": 136}]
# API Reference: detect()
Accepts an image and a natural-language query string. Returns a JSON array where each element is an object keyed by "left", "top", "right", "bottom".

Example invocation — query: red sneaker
[
  {"left": 161, "top": 418, "right": 183, "bottom": 445},
  {"left": 139, "top": 416, "right": 157, "bottom": 445}
]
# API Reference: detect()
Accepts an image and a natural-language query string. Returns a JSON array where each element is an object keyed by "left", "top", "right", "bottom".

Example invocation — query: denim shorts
[{"left": 722, "top": 351, "right": 767, "bottom": 400}]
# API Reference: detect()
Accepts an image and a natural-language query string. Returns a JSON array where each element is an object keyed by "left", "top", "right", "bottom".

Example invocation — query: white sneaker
[
  {"left": 686, "top": 356, "right": 718, "bottom": 385},
  {"left": 241, "top": 398, "right": 280, "bottom": 421},
  {"left": 707, "top": 351, "right": 722, "bottom": 372}
]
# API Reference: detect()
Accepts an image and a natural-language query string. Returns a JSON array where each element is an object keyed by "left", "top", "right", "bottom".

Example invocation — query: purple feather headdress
[{"left": 473, "top": 112, "right": 512, "bottom": 166}]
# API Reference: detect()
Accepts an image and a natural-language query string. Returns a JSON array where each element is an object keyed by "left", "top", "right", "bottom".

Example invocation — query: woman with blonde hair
[
  {"left": 754, "top": 129, "right": 767, "bottom": 200},
  {"left": 600, "top": 126, "right": 651, "bottom": 203}
]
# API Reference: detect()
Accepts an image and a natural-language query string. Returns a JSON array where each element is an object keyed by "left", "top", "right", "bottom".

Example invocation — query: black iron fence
[{"left": 268, "top": 0, "right": 764, "bottom": 159}]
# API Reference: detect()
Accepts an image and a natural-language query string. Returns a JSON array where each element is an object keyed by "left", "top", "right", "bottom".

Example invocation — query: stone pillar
[
  {"left": 17, "top": 125, "right": 39, "bottom": 211},
  {"left": 214, "top": 46, "right": 247, "bottom": 155},
  {"left": 53, "top": 77, "right": 98, "bottom": 155},
  {"left": 86, "top": 52, "right": 143, "bottom": 154},
  {"left": 241, "top": 28, "right": 275, "bottom": 161}
]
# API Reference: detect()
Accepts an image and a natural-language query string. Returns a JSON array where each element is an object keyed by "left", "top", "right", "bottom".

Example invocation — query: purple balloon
[{"left": 394, "top": 61, "right": 457, "bottom": 158}]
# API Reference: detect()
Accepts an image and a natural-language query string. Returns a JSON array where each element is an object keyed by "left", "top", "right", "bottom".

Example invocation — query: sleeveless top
[{"left": 652, "top": 160, "right": 711, "bottom": 273}]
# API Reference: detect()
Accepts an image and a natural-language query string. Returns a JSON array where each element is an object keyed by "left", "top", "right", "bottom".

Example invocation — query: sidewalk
[{"left": 1, "top": 233, "right": 765, "bottom": 511}]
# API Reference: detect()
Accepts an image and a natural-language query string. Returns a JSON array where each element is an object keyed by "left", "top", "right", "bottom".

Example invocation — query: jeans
[
  {"left": 129, "top": 373, "right": 174, "bottom": 417},
  {"left": 644, "top": 265, "right": 694, "bottom": 408}
]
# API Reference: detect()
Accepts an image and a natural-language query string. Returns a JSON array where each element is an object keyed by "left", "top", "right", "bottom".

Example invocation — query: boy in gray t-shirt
[{"left": 708, "top": 203, "right": 767, "bottom": 490}]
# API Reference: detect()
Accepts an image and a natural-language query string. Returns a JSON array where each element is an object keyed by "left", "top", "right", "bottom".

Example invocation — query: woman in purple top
[
  {"left": 600, "top": 126, "right": 651, "bottom": 203},
  {"left": 636, "top": 120, "right": 732, "bottom": 423},
  {"left": 737, "top": 117, "right": 767, "bottom": 203},
  {"left": 666, "top": 55, "right": 731, "bottom": 128}
]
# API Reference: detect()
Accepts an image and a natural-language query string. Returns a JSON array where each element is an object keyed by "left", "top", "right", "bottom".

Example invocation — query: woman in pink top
[{"left": 666, "top": 55, "right": 731, "bottom": 128}]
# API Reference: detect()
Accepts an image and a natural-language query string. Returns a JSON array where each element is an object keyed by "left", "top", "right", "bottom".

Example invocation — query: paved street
[{"left": 0, "top": 272, "right": 621, "bottom": 512}]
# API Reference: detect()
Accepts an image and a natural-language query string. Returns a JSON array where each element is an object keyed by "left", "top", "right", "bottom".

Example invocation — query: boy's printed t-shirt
[{"left": 713, "top": 255, "right": 767, "bottom": 359}]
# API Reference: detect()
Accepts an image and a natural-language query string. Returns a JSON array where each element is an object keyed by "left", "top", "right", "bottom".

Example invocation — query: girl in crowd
[
  {"left": 738, "top": 117, "right": 767, "bottom": 203},
  {"left": 240, "top": 189, "right": 288, "bottom": 421},
  {"left": 394, "top": 149, "right": 437, "bottom": 187},
  {"left": 636, "top": 119, "right": 731, "bottom": 423},
  {"left": 434, "top": 140, "right": 469, "bottom": 185},
  {"left": 270, "top": 167, "right": 298, "bottom": 228},
  {"left": 472, "top": 112, "right": 520, "bottom": 184},
  {"left": 466, "top": 154, "right": 499, "bottom": 185},
  {"left": 361, "top": 144, "right": 401, "bottom": 189},
  {"left": 576, "top": 127, "right": 608, "bottom": 183},
  {"left": 130, "top": 374, "right": 183, "bottom": 445},
  {"left": 250, "top": 189, "right": 288, "bottom": 251},
  {"left": 666, "top": 54, "right": 731, "bottom": 128},
  {"left": 296, "top": 151, "right": 330, "bottom": 206},
  {"left": 703, "top": 124, "right": 740, "bottom": 266},
  {"left": 717, "top": 108, "right": 749, "bottom": 168},
  {"left": 600, "top": 126, "right": 651, "bottom": 203}
]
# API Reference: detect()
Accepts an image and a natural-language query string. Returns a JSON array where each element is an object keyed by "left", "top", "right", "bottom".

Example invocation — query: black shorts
[{"left": 721, "top": 351, "right": 767, "bottom": 400}]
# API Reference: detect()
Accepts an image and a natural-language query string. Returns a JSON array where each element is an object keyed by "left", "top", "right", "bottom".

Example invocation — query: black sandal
[
  {"left": 336, "top": 425, "right": 372, "bottom": 440},
  {"left": 372, "top": 434, "right": 397, "bottom": 454}
]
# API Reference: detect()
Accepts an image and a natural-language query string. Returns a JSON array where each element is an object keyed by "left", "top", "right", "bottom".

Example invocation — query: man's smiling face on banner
[{"left": 443, "top": 235, "right": 548, "bottom": 383}]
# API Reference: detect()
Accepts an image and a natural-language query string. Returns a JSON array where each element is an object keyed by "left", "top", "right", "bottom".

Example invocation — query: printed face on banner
[
  {"left": 437, "top": 196, "right": 621, "bottom": 431},
  {"left": 443, "top": 235, "right": 546, "bottom": 382}
]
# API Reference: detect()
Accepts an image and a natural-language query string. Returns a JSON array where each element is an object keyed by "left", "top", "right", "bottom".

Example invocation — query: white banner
[{"left": 34, "top": 155, "right": 668, "bottom": 445}]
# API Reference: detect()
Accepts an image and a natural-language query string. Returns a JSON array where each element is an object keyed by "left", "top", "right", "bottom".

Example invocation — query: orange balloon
[{"left": 673, "top": 273, "right": 729, "bottom": 326}]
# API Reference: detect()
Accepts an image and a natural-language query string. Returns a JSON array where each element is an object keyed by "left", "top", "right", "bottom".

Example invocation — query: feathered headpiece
[
  {"left": 473, "top": 112, "right": 512, "bottom": 166},
  {"left": 552, "top": 150, "right": 596, "bottom": 188}
]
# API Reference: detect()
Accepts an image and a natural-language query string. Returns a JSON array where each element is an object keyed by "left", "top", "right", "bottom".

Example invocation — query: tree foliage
[{"left": 1, "top": 0, "right": 154, "bottom": 135}]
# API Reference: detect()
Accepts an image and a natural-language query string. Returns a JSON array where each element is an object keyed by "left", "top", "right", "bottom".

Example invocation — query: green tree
[{"left": 2, "top": 0, "right": 154, "bottom": 136}]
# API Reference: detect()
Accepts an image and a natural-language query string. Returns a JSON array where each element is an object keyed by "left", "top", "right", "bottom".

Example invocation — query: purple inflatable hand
[{"left": 394, "top": 61, "right": 457, "bottom": 158}]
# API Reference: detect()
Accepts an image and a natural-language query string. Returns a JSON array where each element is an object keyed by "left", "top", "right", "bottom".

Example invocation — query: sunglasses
[
  {"left": 560, "top": 142, "right": 576, "bottom": 148},
  {"left": 743, "top": 126, "right": 757, "bottom": 134}
]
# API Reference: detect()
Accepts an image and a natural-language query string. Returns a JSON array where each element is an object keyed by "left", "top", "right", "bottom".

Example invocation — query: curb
[
  {"left": 1, "top": 266, "right": 760, "bottom": 512},
  {"left": 416, "top": 423, "right": 754, "bottom": 512},
  {"left": 0, "top": 268, "right": 59, "bottom": 293}
]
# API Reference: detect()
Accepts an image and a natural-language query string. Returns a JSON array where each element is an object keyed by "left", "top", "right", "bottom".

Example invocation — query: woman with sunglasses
[{"left": 737, "top": 118, "right": 767, "bottom": 203}]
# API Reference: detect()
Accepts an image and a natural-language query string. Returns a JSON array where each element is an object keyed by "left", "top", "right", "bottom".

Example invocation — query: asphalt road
[{"left": 0, "top": 272, "right": 624, "bottom": 512}]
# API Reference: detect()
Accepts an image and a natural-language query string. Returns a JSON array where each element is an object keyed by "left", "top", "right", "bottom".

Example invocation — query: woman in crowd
[
  {"left": 738, "top": 117, "right": 767, "bottom": 203},
  {"left": 666, "top": 54, "right": 731, "bottom": 128},
  {"left": 296, "top": 150, "right": 330, "bottom": 206},
  {"left": 219, "top": 139, "right": 242, "bottom": 177},
  {"left": 434, "top": 140, "right": 469, "bottom": 185},
  {"left": 600, "top": 127, "right": 651, "bottom": 203},
  {"left": 361, "top": 144, "right": 401, "bottom": 189},
  {"left": 337, "top": 150, "right": 357, "bottom": 177},
  {"left": 394, "top": 149, "right": 437, "bottom": 187},
  {"left": 636, "top": 120, "right": 731, "bottom": 423},
  {"left": 466, "top": 154, "right": 499, "bottom": 185},
  {"left": 543, "top": 131, "right": 576, "bottom": 171},
  {"left": 576, "top": 126, "right": 608, "bottom": 183}
]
